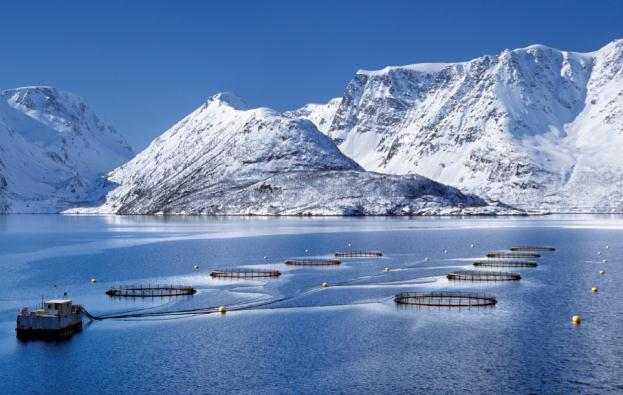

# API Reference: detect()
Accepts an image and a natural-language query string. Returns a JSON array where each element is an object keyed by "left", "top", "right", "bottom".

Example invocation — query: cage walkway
[
  {"left": 285, "top": 258, "right": 341, "bottom": 266},
  {"left": 210, "top": 269, "right": 281, "bottom": 279},
  {"left": 474, "top": 260, "right": 538, "bottom": 268},
  {"left": 335, "top": 251, "right": 383, "bottom": 257},
  {"left": 486, "top": 252, "right": 541, "bottom": 258},
  {"left": 394, "top": 291, "right": 497, "bottom": 307},
  {"left": 447, "top": 270, "right": 521, "bottom": 281},
  {"left": 510, "top": 246, "right": 556, "bottom": 252},
  {"left": 105, "top": 285, "right": 196, "bottom": 297}
]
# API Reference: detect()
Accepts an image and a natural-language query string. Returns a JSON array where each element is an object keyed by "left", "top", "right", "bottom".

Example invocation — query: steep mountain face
[
  {"left": 82, "top": 93, "right": 511, "bottom": 215},
  {"left": 0, "top": 86, "right": 133, "bottom": 213},
  {"left": 297, "top": 40, "right": 623, "bottom": 212},
  {"left": 284, "top": 97, "right": 341, "bottom": 133}
]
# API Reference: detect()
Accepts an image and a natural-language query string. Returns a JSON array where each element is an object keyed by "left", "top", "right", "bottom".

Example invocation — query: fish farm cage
[
  {"left": 285, "top": 258, "right": 341, "bottom": 266},
  {"left": 447, "top": 270, "right": 521, "bottom": 281},
  {"left": 335, "top": 251, "right": 383, "bottom": 257},
  {"left": 510, "top": 246, "right": 556, "bottom": 252},
  {"left": 105, "top": 285, "right": 196, "bottom": 297},
  {"left": 209, "top": 269, "right": 281, "bottom": 279},
  {"left": 394, "top": 291, "right": 497, "bottom": 307},
  {"left": 486, "top": 252, "right": 541, "bottom": 258},
  {"left": 473, "top": 260, "right": 538, "bottom": 268}
]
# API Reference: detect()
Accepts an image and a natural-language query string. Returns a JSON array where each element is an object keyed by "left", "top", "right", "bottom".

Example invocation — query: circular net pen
[
  {"left": 510, "top": 246, "right": 556, "bottom": 252},
  {"left": 394, "top": 292, "right": 497, "bottom": 307},
  {"left": 486, "top": 251, "right": 541, "bottom": 258},
  {"left": 285, "top": 258, "right": 341, "bottom": 266},
  {"left": 210, "top": 269, "right": 281, "bottom": 279},
  {"left": 447, "top": 270, "right": 521, "bottom": 281},
  {"left": 106, "top": 285, "right": 196, "bottom": 297},
  {"left": 335, "top": 251, "right": 383, "bottom": 258},
  {"left": 474, "top": 260, "right": 538, "bottom": 268}
]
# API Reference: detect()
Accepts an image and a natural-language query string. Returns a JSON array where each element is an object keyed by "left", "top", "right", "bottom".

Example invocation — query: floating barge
[
  {"left": 106, "top": 285, "right": 196, "bottom": 297},
  {"left": 394, "top": 291, "right": 497, "bottom": 307},
  {"left": 16, "top": 299, "right": 83, "bottom": 340},
  {"left": 285, "top": 258, "right": 341, "bottom": 266},
  {"left": 474, "top": 260, "right": 538, "bottom": 268},
  {"left": 486, "top": 252, "right": 541, "bottom": 258},
  {"left": 510, "top": 246, "right": 556, "bottom": 252},
  {"left": 335, "top": 251, "right": 383, "bottom": 258},
  {"left": 210, "top": 269, "right": 281, "bottom": 279},
  {"left": 447, "top": 270, "right": 521, "bottom": 281}
]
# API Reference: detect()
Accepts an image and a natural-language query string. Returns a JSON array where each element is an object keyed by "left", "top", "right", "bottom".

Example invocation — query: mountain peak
[
  {"left": 207, "top": 92, "right": 248, "bottom": 110},
  {"left": 2, "top": 86, "right": 83, "bottom": 111}
]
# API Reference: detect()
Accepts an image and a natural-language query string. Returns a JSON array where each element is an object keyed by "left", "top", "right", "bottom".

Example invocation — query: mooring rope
[{"left": 81, "top": 265, "right": 438, "bottom": 321}]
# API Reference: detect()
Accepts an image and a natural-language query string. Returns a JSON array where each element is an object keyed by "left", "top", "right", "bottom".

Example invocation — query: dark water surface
[{"left": 0, "top": 215, "right": 621, "bottom": 394}]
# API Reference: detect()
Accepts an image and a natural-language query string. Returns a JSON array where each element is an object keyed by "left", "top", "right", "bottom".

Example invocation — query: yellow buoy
[
  {"left": 322, "top": 282, "right": 329, "bottom": 288},
  {"left": 572, "top": 315, "right": 581, "bottom": 325},
  {"left": 384, "top": 267, "right": 390, "bottom": 272},
  {"left": 90, "top": 278, "right": 97, "bottom": 284},
  {"left": 591, "top": 287, "right": 598, "bottom": 293},
  {"left": 602, "top": 259, "right": 608, "bottom": 264},
  {"left": 218, "top": 306, "right": 226, "bottom": 314},
  {"left": 599, "top": 270, "right": 606, "bottom": 275}
]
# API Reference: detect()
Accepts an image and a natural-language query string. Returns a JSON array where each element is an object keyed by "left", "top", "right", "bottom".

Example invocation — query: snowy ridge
[
  {"left": 76, "top": 93, "right": 511, "bottom": 215},
  {"left": 296, "top": 39, "right": 623, "bottom": 212},
  {"left": 0, "top": 86, "right": 133, "bottom": 213},
  {"left": 357, "top": 62, "right": 455, "bottom": 76},
  {"left": 284, "top": 97, "right": 341, "bottom": 133}
]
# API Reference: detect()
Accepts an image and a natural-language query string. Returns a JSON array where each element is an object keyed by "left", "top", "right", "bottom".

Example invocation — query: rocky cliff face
[
  {"left": 0, "top": 86, "right": 133, "bottom": 212},
  {"left": 80, "top": 93, "right": 510, "bottom": 215},
  {"left": 296, "top": 40, "right": 623, "bottom": 212}
]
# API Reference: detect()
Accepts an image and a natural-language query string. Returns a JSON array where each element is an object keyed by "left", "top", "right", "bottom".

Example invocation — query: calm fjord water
[{"left": 0, "top": 215, "right": 622, "bottom": 394}]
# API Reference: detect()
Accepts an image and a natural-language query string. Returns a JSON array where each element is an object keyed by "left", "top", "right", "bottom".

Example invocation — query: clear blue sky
[{"left": 1, "top": 0, "right": 621, "bottom": 150}]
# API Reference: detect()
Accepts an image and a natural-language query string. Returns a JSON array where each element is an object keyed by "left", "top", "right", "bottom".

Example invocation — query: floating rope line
[{"left": 83, "top": 265, "right": 414, "bottom": 321}]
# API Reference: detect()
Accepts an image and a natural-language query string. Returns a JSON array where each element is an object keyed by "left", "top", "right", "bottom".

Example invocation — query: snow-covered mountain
[
  {"left": 296, "top": 39, "right": 623, "bottom": 212},
  {"left": 284, "top": 97, "right": 341, "bottom": 134},
  {"left": 0, "top": 86, "right": 133, "bottom": 213},
  {"left": 80, "top": 93, "right": 511, "bottom": 215}
]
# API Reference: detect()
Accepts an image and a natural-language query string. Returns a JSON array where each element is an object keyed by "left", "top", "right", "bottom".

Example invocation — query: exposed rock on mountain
[
  {"left": 81, "top": 93, "right": 510, "bottom": 215},
  {"left": 296, "top": 40, "right": 623, "bottom": 212}
]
